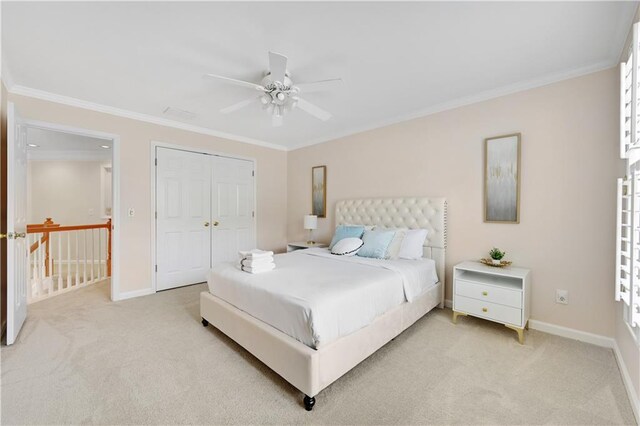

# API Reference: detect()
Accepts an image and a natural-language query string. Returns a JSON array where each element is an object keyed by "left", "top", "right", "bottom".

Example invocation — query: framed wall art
[{"left": 484, "top": 133, "right": 521, "bottom": 223}]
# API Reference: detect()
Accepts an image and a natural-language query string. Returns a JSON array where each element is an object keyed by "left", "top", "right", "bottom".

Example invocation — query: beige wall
[
  {"left": 288, "top": 68, "right": 619, "bottom": 338},
  {"left": 8, "top": 93, "right": 288, "bottom": 296},
  {"left": 28, "top": 160, "right": 108, "bottom": 225}
]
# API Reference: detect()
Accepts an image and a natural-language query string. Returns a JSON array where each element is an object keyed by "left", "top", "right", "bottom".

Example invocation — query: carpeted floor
[{"left": 1, "top": 281, "right": 636, "bottom": 425}]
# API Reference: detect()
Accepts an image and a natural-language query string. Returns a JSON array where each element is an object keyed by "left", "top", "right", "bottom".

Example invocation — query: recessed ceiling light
[
  {"left": 27, "top": 143, "right": 39, "bottom": 148},
  {"left": 101, "top": 145, "right": 111, "bottom": 149}
]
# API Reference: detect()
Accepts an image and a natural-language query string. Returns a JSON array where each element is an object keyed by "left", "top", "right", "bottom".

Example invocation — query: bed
[{"left": 200, "top": 197, "right": 447, "bottom": 410}]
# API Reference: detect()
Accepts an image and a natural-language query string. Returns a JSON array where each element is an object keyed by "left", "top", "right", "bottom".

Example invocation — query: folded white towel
[
  {"left": 241, "top": 263, "right": 276, "bottom": 274},
  {"left": 240, "top": 257, "right": 274, "bottom": 268},
  {"left": 238, "top": 249, "right": 274, "bottom": 260}
]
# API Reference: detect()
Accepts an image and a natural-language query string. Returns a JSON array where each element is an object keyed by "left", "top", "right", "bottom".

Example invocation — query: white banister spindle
[
  {"left": 67, "top": 232, "right": 72, "bottom": 289},
  {"left": 57, "top": 232, "right": 63, "bottom": 291},
  {"left": 98, "top": 227, "right": 102, "bottom": 281},
  {"left": 91, "top": 229, "right": 95, "bottom": 283},
  {"left": 75, "top": 233, "right": 80, "bottom": 287},
  {"left": 84, "top": 230, "right": 88, "bottom": 285}
]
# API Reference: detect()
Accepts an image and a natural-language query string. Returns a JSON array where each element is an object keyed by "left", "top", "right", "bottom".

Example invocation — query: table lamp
[{"left": 304, "top": 215, "right": 318, "bottom": 244}]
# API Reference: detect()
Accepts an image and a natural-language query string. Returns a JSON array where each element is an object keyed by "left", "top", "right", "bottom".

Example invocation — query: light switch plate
[{"left": 128, "top": 208, "right": 135, "bottom": 217}]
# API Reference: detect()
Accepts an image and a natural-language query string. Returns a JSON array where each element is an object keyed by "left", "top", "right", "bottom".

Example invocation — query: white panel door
[
  {"left": 6, "top": 102, "right": 28, "bottom": 345},
  {"left": 211, "top": 156, "right": 255, "bottom": 266},
  {"left": 156, "top": 148, "right": 211, "bottom": 291}
]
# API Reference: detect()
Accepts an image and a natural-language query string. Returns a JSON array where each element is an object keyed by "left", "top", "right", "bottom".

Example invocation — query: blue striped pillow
[
  {"left": 356, "top": 230, "right": 395, "bottom": 259},
  {"left": 329, "top": 225, "right": 365, "bottom": 249}
]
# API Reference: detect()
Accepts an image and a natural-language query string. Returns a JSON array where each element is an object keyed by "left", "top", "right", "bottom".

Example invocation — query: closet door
[
  {"left": 211, "top": 156, "right": 255, "bottom": 266},
  {"left": 156, "top": 147, "right": 211, "bottom": 291}
]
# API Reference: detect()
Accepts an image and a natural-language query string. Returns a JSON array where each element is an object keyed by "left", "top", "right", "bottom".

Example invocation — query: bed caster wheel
[
  {"left": 303, "top": 395, "right": 315, "bottom": 411},
  {"left": 201, "top": 318, "right": 208, "bottom": 327}
]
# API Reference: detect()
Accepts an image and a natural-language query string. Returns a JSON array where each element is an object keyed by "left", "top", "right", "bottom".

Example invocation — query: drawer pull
[
  {"left": 482, "top": 291, "right": 488, "bottom": 296},
  {"left": 482, "top": 307, "right": 488, "bottom": 313}
]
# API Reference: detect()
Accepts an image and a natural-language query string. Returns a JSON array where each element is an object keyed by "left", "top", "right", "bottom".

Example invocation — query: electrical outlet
[
  {"left": 556, "top": 289, "right": 569, "bottom": 305},
  {"left": 128, "top": 208, "right": 135, "bottom": 217}
]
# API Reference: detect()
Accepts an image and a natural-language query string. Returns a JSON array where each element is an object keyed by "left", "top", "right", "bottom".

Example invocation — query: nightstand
[
  {"left": 287, "top": 241, "right": 328, "bottom": 252},
  {"left": 452, "top": 261, "right": 531, "bottom": 344}
]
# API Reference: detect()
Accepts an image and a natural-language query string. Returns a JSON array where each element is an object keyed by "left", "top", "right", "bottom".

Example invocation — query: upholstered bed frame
[{"left": 200, "top": 197, "right": 447, "bottom": 410}]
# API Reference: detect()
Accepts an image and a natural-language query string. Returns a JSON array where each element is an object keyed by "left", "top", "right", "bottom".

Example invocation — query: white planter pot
[{"left": 492, "top": 258, "right": 502, "bottom": 265}]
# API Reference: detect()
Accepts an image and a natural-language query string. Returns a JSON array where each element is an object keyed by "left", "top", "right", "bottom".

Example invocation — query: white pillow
[
  {"left": 331, "top": 237, "right": 364, "bottom": 256},
  {"left": 398, "top": 229, "right": 428, "bottom": 260}
]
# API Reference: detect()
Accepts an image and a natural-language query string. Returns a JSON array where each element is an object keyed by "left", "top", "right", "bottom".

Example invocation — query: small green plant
[{"left": 489, "top": 248, "right": 506, "bottom": 260}]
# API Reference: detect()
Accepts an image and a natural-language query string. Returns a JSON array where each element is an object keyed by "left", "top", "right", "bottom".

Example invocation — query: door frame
[
  {"left": 149, "top": 140, "right": 257, "bottom": 293},
  {"left": 22, "top": 119, "right": 121, "bottom": 302}
]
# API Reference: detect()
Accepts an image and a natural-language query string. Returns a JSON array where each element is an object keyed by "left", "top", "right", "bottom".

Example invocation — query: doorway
[
  {"left": 153, "top": 144, "right": 256, "bottom": 291},
  {"left": 4, "top": 103, "right": 120, "bottom": 344}
]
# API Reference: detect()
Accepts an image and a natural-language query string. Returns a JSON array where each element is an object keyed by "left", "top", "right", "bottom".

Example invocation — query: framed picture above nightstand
[
  {"left": 287, "top": 241, "right": 328, "bottom": 252},
  {"left": 452, "top": 261, "right": 531, "bottom": 344}
]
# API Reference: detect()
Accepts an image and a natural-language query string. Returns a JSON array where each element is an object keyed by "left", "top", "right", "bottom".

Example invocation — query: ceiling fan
[{"left": 204, "top": 51, "right": 342, "bottom": 127}]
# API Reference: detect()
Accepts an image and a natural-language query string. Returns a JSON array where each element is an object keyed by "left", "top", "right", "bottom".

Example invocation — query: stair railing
[{"left": 26, "top": 217, "right": 111, "bottom": 303}]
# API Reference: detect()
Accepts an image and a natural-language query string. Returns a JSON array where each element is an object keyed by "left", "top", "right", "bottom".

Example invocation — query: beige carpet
[{"left": 1, "top": 281, "right": 636, "bottom": 425}]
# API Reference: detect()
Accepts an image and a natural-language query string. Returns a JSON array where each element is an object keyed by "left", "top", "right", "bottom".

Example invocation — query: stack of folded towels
[{"left": 238, "top": 249, "right": 275, "bottom": 274}]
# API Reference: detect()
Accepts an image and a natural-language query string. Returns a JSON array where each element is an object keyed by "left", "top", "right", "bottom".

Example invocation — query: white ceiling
[
  {"left": 26, "top": 127, "right": 112, "bottom": 161},
  {"left": 2, "top": 2, "right": 636, "bottom": 150}
]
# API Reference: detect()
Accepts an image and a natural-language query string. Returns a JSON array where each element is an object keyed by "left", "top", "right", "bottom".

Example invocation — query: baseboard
[
  {"left": 527, "top": 319, "right": 615, "bottom": 348},
  {"left": 613, "top": 340, "right": 640, "bottom": 424},
  {"left": 444, "top": 299, "right": 452, "bottom": 309},
  {"left": 114, "top": 287, "right": 154, "bottom": 301}
]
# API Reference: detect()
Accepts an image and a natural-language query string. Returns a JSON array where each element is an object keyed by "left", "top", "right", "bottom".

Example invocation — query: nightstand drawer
[
  {"left": 454, "top": 295, "right": 522, "bottom": 326},
  {"left": 455, "top": 279, "right": 522, "bottom": 308}
]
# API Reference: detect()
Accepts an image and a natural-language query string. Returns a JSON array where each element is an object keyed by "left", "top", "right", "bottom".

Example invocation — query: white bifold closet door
[
  {"left": 211, "top": 156, "right": 256, "bottom": 266},
  {"left": 156, "top": 147, "right": 255, "bottom": 291}
]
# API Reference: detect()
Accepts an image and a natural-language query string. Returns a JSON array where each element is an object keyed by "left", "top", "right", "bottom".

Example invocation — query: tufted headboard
[{"left": 335, "top": 197, "right": 447, "bottom": 291}]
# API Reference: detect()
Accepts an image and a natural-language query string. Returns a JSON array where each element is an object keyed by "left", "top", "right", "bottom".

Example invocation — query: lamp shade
[{"left": 303, "top": 215, "right": 318, "bottom": 230}]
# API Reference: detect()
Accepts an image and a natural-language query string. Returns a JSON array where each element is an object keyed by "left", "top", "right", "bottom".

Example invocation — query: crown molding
[
  {"left": 288, "top": 60, "right": 617, "bottom": 151},
  {"left": 8, "top": 85, "right": 288, "bottom": 152}
]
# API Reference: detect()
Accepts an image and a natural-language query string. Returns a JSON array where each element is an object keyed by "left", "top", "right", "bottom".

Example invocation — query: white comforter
[{"left": 207, "top": 248, "right": 439, "bottom": 349}]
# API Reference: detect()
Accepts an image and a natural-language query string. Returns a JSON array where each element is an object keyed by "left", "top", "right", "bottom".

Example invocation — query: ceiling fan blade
[
  {"left": 269, "top": 51, "right": 288, "bottom": 83},
  {"left": 272, "top": 114, "right": 283, "bottom": 127},
  {"left": 204, "top": 74, "right": 264, "bottom": 91},
  {"left": 294, "top": 78, "right": 343, "bottom": 93},
  {"left": 220, "top": 97, "right": 257, "bottom": 114},
  {"left": 295, "top": 98, "right": 332, "bottom": 121}
]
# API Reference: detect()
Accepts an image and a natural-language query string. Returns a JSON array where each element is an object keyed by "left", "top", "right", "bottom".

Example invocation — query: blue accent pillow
[
  {"left": 329, "top": 225, "right": 365, "bottom": 249},
  {"left": 357, "top": 230, "right": 396, "bottom": 259}
]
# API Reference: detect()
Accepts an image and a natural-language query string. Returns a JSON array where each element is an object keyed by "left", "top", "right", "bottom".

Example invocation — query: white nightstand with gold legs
[{"left": 452, "top": 261, "right": 531, "bottom": 344}]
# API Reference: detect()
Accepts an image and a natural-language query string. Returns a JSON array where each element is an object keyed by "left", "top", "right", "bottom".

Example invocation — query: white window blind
[
  {"left": 620, "top": 23, "right": 639, "bottom": 159},
  {"left": 617, "top": 23, "right": 640, "bottom": 333},
  {"left": 616, "top": 175, "right": 640, "bottom": 328}
]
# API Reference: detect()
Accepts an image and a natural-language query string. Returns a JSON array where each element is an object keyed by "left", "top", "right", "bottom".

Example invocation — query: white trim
[
  {"left": 149, "top": 140, "right": 258, "bottom": 295},
  {"left": 28, "top": 150, "right": 112, "bottom": 162},
  {"left": 288, "top": 61, "right": 617, "bottom": 151},
  {"left": 114, "top": 287, "right": 155, "bottom": 302},
  {"left": 9, "top": 85, "right": 287, "bottom": 152},
  {"left": 23, "top": 119, "right": 121, "bottom": 303},
  {"left": 613, "top": 339, "right": 640, "bottom": 424},
  {"left": 527, "top": 319, "right": 614, "bottom": 348}
]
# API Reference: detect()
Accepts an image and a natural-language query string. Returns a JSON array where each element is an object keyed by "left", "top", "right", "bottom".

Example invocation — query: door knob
[
  {"left": 213, "top": 221, "right": 219, "bottom": 227},
  {"left": 0, "top": 233, "right": 6, "bottom": 239},
  {"left": 204, "top": 222, "right": 210, "bottom": 227}
]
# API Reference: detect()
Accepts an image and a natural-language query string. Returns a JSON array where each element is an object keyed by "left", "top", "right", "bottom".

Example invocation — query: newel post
[
  {"left": 107, "top": 218, "right": 112, "bottom": 277},
  {"left": 43, "top": 217, "right": 54, "bottom": 276}
]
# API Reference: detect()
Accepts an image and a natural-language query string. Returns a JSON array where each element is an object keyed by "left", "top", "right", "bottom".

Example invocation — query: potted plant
[{"left": 489, "top": 248, "right": 506, "bottom": 265}]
